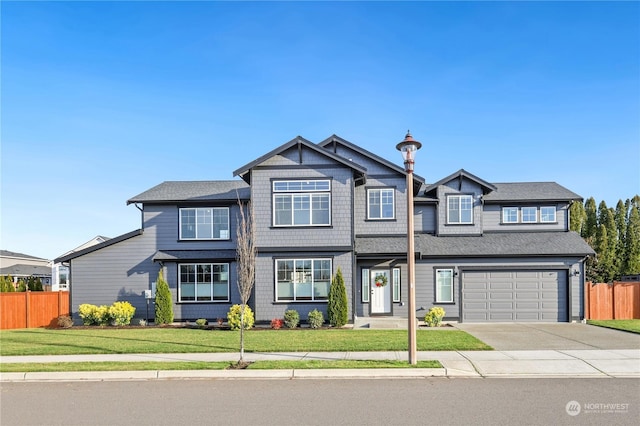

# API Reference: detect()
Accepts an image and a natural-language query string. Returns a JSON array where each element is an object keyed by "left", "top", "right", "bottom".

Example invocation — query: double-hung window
[
  {"left": 275, "top": 259, "right": 331, "bottom": 301},
  {"left": 540, "top": 206, "right": 556, "bottom": 223},
  {"left": 502, "top": 207, "right": 518, "bottom": 223},
  {"left": 179, "top": 263, "right": 229, "bottom": 302},
  {"left": 273, "top": 180, "right": 331, "bottom": 226},
  {"left": 367, "top": 188, "right": 395, "bottom": 219},
  {"left": 447, "top": 195, "right": 473, "bottom": 224},
  {"left": 180, "top": 208, "right": 229, "bottom": 239},
  {"left": 435, "top": 269, "right": 454, "bottom": 303},
  {"left": 522, "top": 207, "right": 537, "bottom": 223}
]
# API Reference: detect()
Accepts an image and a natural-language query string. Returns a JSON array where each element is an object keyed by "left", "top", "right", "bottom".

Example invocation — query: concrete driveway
[{"left": 454, "top": 322, "right": 640, "bottom": 350}]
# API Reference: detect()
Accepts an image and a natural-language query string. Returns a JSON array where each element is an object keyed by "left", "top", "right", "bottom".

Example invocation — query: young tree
[
  {"left": 154, "top": 269, "right": 173, "bottom": 325},
  {"left": 236, "top": 197, "right": 256, "bottom": 363},
  {"left": 328, "top": 267, "right": 348, "bottom": 327}
]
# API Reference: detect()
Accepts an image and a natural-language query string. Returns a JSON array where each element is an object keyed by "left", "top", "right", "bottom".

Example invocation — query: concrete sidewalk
[{"left": 2, "top": 349, "right": 639, "bottom": 382}]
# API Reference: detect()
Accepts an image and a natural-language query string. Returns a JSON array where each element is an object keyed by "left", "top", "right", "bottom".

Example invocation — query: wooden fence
[
  {"left": 586, "top": 281, "right": 640, "bottom": 320},
  {"left": 0, "top": 291, "right": 70, "bottom": 330}
]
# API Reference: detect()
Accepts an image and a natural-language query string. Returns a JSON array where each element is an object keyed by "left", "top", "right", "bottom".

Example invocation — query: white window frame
[
  {"left": 361, "top": 268, "right": 370, "bottom": 303},
  {"left": 275, "top": 258, "right": 332, "bottom": 302},
  {"left": 435, "top": 268, "right": 454, "bottom": 303},
  {"left": 272, "top": 180, "right": 331, "bottom": 227},
  {"left": 392, "top": 268, "right": 401, "bottom": 302},
  {"left": 178, "top": 263, "right": 230, "bottom": 303},
  {"left": 447, "top": 195, "right": 473, "bottom": 224},
  {"left": 522, "top": 207, "right": 538, "bottom": 223},
  {"left": 502, "top": 207, "right": 518, "bottom": 223},
  {"left": 367, "top": 188, "right": 395, "bottom": 220},
  {"left": 540, "top": 206, "right": 556, "bottom": 223},
  {"left": 179, "top": 207, "right": 230, "bottom": 240}
]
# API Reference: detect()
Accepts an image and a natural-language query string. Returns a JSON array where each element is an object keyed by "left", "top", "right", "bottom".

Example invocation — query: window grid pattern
[
  {"left": 368, "top": 188, "right": 395, "bottom": 219},
  {"left": 448, "top": 195, "right": 473, "bottom": 224},
  {"left": 179, "top": 263, "right": 229, "bottom": 302},
  {"left": 273, "top": 180, "right": 331, "bottom": 226},
  {"left": 276, "top": 259, "right": 332, "bottom": 302},
  {"left": 435, "top": 269, "right": 453, "bottom": 303},
  {"left": 180, "top": 208, "right": 229, "bottom": 240}
]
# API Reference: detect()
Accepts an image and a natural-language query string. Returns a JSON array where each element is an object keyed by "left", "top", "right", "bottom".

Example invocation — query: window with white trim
[
  {"left": 540, "top": 206, "right": 556, "bottom": 223},
  {"left": 276, "top": 259, "right": 331, "bottom": 301},
  {"left": 392, "top": 268, "right": 401, "bottom": 302},
  {"left": 522, "top": 207, "right": 537, "bottom": 223},
  {"left": 179, "top": 263, "right": 229, "bottom": 302},
  {"left": 273, "top": 180, "right": 331, "bottom": 226},
  {"left": 447, "top": 195, "right": 473, "bottom": 224},
  {"left": 502, "top": 207, "right": 518, "bottom": 223},
  {"left": 435, "top": 269, "right": 453, "bottom": 303},
  {"left": 361, "top": 268, "right": 370, "bottom": 303},
  {"left": 180, "top": 208, "right": 229, "bottom": 240},
  {"left": 368, "top": 188, "right": 395, "bottom": 219}
]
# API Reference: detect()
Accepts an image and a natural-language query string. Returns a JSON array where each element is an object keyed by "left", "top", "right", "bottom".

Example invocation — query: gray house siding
[
  {"left": 414, "top": 204, "right": 436, "bottom": 233},
  {"left": 437, "top": 180, "right": 484, "bottom": 236}
]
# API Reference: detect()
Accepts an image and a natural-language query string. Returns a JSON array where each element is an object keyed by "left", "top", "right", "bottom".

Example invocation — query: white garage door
[{"left": 462, "top": 270, "right": 567, "bottom": 322}]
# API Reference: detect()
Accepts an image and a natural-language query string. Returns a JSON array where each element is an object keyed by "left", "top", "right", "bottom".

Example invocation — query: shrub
[
  {"left": 17, "top": 280, "right": 27, "bottom": 292},
  {"left": 328, "top": 267, "right": 348, "bottom": 327},
  {"left": 424, "top": 307, "right": 446, "bottom": 327},
  {"left": 270, "top": 318, "right": 283, "bottom": 329},
  {"left": 139, "top": 319, "right": 147, "bottom": 327},
  {"left": 195, "top": 318, "right": 208, "bottom": 328},
  {"left": 307, "top": 309, "right": 324, "bottom": 329},
  {"left": 109, "top": 301, "right": 136, "bottom": 326},
  {"left": 57, "top": 315, "right": 73, "bottom": 328},
  {"left": 227, "top": 304, "right": 254, "bottom": 330},
  {"left": 78, "top": 304, "right": 110, "bottom": 326},
  {"left": 154, "top": 269, "right": 174, "bottom": 325},
  {"left": 284, "top": 309, "right": 300, "bottom": 329}
]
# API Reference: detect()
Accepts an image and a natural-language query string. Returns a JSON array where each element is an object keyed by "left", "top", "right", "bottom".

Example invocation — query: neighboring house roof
[
  {"left": 153, "top": 250, "right": 237, "bottom": 262},
  {"left": 483, "top": 182, "right": 583, "bottom": 203},
  {"left": 355, "top": 231, "right": 595, "bottom": 258},
  {"left": 0, "top": 264, "right": 51, "bottom": 277},
  {"left": 422, "top": 169, "right": 497, "bottom": 197},
  {"left": 233, "top": 136, "right": 368, "bottom": 185},
  {"left": 127, "top": 180, "right": 250, "bottom": 205},
  {"left": 0, "top": 250, "right": 49, "bottom": 261},
  {"left": 55, "top": 235, "right": 112, "bottom": 260},
  {"left": 55, "top": 230, "right": 143, "bottom": 263}
]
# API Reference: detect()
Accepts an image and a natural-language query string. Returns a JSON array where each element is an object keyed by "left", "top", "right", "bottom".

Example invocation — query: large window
[
  {"left": 276, "top": 259, "right": 331, "bottom": 301},
  {"left": 447, "top": 195, "right": 473, "bottom": 224},
  {"left": 179, "top": 263, "right": 229, "bottom": 302},
  {"left": 273, "top": 180, "right": 331, "bottom": 226},
  {"left": 540, "top": 206, "right": 556, "bottom": 223},
  {"left": 368, "top": 188, "right": 395, "bottom": 219},
  {"left": 435, "top": 269, "right": 453, "bottom": 303},
  {"left": 180, "top": 208, "right": 229, "bottom": 240}
]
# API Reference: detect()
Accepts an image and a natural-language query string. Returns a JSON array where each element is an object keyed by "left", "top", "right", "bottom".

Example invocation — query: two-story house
[{"left": 55, "top": 134, "right": 594, "bottom": 324}]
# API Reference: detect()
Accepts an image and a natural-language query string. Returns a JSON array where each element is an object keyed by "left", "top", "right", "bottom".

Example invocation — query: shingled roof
[
  {"left": 355, "top": 231, "right": 594, "bottom": 258},
  {"left": 482, "top": 182, "right": 582, "bottom": 202},
  {"left": 127, "top": 180, "right": 250, "bottom": 205}
]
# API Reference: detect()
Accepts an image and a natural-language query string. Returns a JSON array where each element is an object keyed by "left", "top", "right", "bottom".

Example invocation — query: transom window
[
  {"left": 540, "top": 206, "right": 556, "bottom": 223},
  {"left": 275, "top": 259, "right": 331, "bottom": 302},
  {"left": 179, "top": 263, "right": 229, "bottom": 302},
  {"left": 435, "top": 269, "right": 454, "bottom": 303},
  {"left": 368, "top": 188, "right": 395, "bottom": 219},
  {"left": 180, "top": 208, "right": 229, "bottom": 240},
  {"left": 447, "top": 195, "right": 473, "bottom": 224},
  {"left": 273, "top": 180, "right": 331, "bottom": 226}
]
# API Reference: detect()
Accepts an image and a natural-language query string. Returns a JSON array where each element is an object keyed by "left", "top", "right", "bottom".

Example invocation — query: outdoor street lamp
[{"left": 396, "top": 130, "right": 421, "bottom": 365}]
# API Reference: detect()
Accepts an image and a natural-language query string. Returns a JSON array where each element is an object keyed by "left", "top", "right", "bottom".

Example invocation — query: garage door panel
[{"left": 462, "top": 270, "right": 567, "bottom": 322}]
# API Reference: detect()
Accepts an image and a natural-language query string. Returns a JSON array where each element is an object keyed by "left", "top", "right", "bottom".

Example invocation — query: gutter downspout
[{"left": 134, "top": 203, "right": 143, "bottom": 230}]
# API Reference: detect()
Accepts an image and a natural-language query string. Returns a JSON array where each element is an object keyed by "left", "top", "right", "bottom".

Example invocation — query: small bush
[
  {"left": 154, "top": 269, "right": 174, "bottom": 325},
  {"left": 307, "top": 309, "right": 324, "bottom": 329},
  {"left": 328, "top": 267, "right": 348, "bottom": 327},
  {"left": 270, "top": 318, "right": 283, "bottom": 329},
  {"left": 57, "top": 315, "right": 73, "bottom": 328},
  {"left": 227, "top": 304, "right": 254, "bottom": 330},
  {"left": 78, "top": 304, "right": 110, "bottom": 326},
  {"left": 109, "top": 301, "right": 136, "bottom": 326},
  {"left": 284, "top": 309, "right": 299, "bottom": 329},
  {"left": 195, "top": 318, "right": 208, "bottom": 328},
  {"left": 424, "top": 307, "right": 446, "bottom": 327},
  {"left": 139, "top": 319, "right": 147, "bottom": 327}
]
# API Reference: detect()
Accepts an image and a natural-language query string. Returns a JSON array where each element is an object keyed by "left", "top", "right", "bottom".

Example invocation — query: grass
[
  {"left": 0, "top": 359, "right": 442, "bottom": 373},
  {"left": 587, "top": 319, "right": 640, "bottom": 334},
  {"left": 0, "top": 327, "right": 491, "bottom": 356}
]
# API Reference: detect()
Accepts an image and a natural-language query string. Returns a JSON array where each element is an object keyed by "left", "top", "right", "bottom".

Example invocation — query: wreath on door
[{"left": 374, "top": 273, "right": 388, "bottom": 287}]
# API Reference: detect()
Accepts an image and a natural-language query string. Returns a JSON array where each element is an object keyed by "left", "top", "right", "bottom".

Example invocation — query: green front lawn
[
  {"left": 587, "top": 319, "right": 640, "bottom": 334},
  {"left": 0, "top": 327, "right": 491, "bottom": 356}
]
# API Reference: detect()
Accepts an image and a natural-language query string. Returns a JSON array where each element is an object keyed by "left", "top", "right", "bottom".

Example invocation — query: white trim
[
  {"left": 367, "top": 188, "right": 395, "bottom": 220},
  {"left": 179, "top": 207, "right": 230, "bottom": 240},
  {"left": 178, "top": 263, "right": 230, "bottom": 303},
  {"left": 361, "top": 268, "right": 370, "bottom": 303},
  {"left": 447, "top": 195, "right": 473, "bottom": 224},
  {"left": 435, "top": 268, "right": 454, "bottom": 303}
]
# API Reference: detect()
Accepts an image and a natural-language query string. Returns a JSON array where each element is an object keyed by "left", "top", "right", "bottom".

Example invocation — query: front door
[{"left": 370, "top": 270, "right": 391, "bottom": 314}]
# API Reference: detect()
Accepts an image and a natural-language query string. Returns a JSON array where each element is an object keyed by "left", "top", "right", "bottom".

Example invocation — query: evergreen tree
[
  {"left": 583, "top": 197, "right": 598, "bottom": 240},
  {"left": 0, "top": 276, "right": 9, "bottom": 292},
  {"left": 624, "top": 205, "right": 640, "bottom": 275},
  {"left": 615, "top": 199, "right": 628, "bottom": 277},
  {"left": 17, "top": 279, "right": 27, "bottom": 292},
  {"left": 6, "top": 275, "right": 15, "bottom": 292},
  {"left": 154, "top": 269, "right": 174, "bottom": 325},
  {"left": 569, "top": 201, "right": 586, "bottom": 234},
  {"left": 328, "top": 267, "right": 348, "bottom": 327}
]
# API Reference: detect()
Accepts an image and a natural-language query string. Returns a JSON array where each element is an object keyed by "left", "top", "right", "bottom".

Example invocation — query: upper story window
[
  {"left": 447, "top": 195, "right": 473, "bottom": 224},
  {"left": 275, "top": 258, "right": 331, "bottom": 302},
  {"left": 502, "top": 207, "right": 518, "bottom": 223},
  {"left": 368, "top": 188, "right": 395, "bottom": 220},
  {"left": 540, "top": 206, "right": 556, "bottom": 223},
  {"left": 273, "top": 180, "right": 331, "bottom": 226},
  {"left": 522, "top": 207, "right": 537, "bottom": 223},
  {"left": 180, "top": 208, "right": 229, "bottom": 240},
  {"left": 179, "top": 263, "right": 229, "bottom": 302}
]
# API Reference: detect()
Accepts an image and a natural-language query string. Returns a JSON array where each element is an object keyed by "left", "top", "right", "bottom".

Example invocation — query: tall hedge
[
  {"left": 328, "top": 267, "right": 348, "bottom": 327},
  {"left": 154, "top": 269, "right": 173, "bottom": 325}
]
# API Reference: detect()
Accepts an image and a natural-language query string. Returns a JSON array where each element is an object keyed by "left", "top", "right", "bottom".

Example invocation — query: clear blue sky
[{"left": 1, "top": 1, "right": 639, "bottom": 261}]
